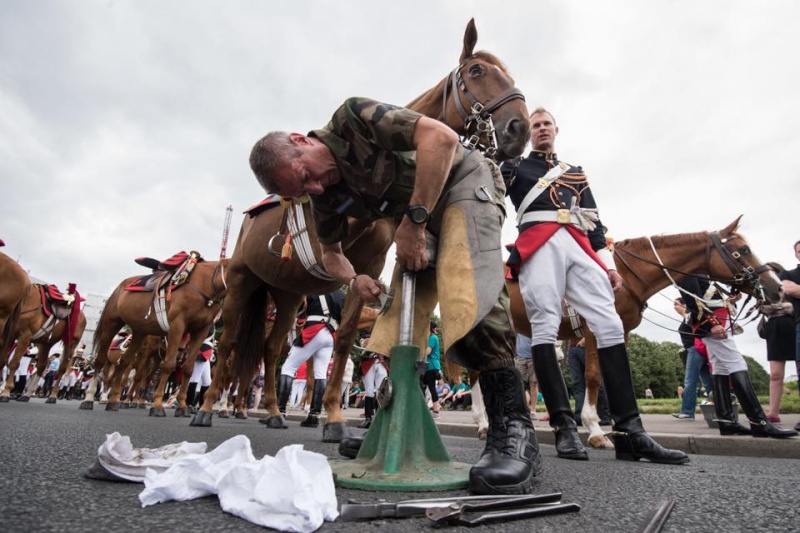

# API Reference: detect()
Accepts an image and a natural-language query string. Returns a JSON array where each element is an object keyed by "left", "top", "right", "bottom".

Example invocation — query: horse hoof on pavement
[
  {"left": 217, "top": 410, "right": 229, "bottom": 418},
  {"left": 45, "top": 397, "right": 56, "bottom": 404},
  {"left": 0, "top": 396, "right": 10, "bottom": 403},
  {"left": 17, "top": 395, "right": 31, "bottom": 402},
  {"left": 174, "top": 408, "right": 188, "bottom": 417},
  {"left": 264, "top": 416, "right": 287, "bottom": 429},
  {"left": 106, "top": 402, "right": 120, "bottom": 411},
  {"left": 190, "top": 411, "right": 213, "bottom": 427},
  {"left": 149, "top": 407, "right": 166, "bottom": 417},
  {"left": 322, "top": 422, "right": 351, "bottom": 443},
  {"left": 119, "top": 402, "right": 129, "bottom": 409},
  {"left": 79, "top": 401, "right": 94, "bottom": 410},
  {"left": 235, "top": 412, "right": 247, "bottom": 419},
  {"left": 588, "top": 434, "right": 615, "bottom": 449}
]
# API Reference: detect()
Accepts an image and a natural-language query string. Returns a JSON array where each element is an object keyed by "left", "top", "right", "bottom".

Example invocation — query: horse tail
[
  {"left": 233, "top": 283, "right": 269, "bottom": 383},
  {"left": 2, "top": 287, "right": 26, "bottom": 353}
]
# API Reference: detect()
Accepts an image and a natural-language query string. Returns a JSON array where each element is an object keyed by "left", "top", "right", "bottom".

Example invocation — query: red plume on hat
[{"left": 68, "top": 283, "right": 77, "bottom": 294}]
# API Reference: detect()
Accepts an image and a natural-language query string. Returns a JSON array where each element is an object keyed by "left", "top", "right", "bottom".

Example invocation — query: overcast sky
[{"left": 2, "top": 1, "right": 798, "bottom": 374}]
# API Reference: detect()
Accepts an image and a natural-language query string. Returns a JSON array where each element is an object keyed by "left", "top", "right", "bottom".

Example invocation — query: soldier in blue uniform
[{"left": 502, "top": 108, "right": 689, "bottom": 464}]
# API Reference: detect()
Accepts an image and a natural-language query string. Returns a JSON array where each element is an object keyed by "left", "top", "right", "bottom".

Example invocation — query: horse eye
[{"left": 469, "top": 64, "right": 483, "bottom": 77}]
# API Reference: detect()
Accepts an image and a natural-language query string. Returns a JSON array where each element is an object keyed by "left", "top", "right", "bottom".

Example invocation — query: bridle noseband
[
  {"left": 442, "top": 55, "right": 526, "bottom": 159},
  {"left": 708, "top": 232, "right": 770, "bottom": 286}
]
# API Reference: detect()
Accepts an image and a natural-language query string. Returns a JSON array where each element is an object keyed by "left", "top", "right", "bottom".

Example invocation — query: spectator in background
[
  {"left": 289, "top": 360, "right": 308, "bottom": 410},
  {"left": 672, "top": 297, "right": 713, "bottom": 420},
  {"left": 762, "top": 263, "right": 798, "bottom": 424},
  {"left": 423, "top": 321, "right": 443, "bottom": 419},
  {"left": 778, "top": 240, "right": 800, "bottom": 433},
  {"left": 514, "top": 333, "right": 539, "bottom": 420},
  {"left": 449, "top": 375, "right": 473, "bottom": 411},
  {"left": 341, "top": 356, "right": 354, "bottom": 409}
]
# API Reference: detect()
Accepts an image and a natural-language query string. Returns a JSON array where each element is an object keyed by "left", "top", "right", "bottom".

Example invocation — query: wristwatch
[{"left": 405, "top": 205, "right": 430, "bottom": 225}]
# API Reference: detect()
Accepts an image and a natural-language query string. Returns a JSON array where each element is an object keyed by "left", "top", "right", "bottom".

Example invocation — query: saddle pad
[
  {"left": 159, "top": 251, "right": 190, "bottom": 270},
  {"left": 244, "top": 194, "right": 282, "bottom": 217},
  {"left": 124, "top": 274, "right": 156, "bottom": 292}
]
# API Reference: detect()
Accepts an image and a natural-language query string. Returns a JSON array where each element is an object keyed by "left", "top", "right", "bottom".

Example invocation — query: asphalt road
[{"left": 1, "top": 399, "right": 798, "bottom": 532}]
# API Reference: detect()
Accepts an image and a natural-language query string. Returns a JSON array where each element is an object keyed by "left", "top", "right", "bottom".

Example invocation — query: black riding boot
[
  {"left": 712, "top": 374, "right": 750, "bottom": 435},
  {"left": 196, "top": 386, "right": 209, "bottom": 407},
  {"left": 301, "top": 379, "right": 327, "bottom": 428},
  {"left": 12, "top": 376, "right": 27, "bottom": 399},
  {"left": 65, "top": 386, "right": 74, "bottom": 401},
  {"left": 599, "top": 343, "right": 689, "bottom": 464},
  {"left": 729, "top": 371, "right": 798, "bottom": 438},
  {"left": 357, "top": 396, "right": 375, "bottom": 429},
  {"left": 532, "top": 344, "right": 588, "bottom": 460},
  {"left": 469, "top": 367, "right": 543, "bottom": 495},
  {"left": 185, "top": 383, "right": 197, "bottom": 410}
]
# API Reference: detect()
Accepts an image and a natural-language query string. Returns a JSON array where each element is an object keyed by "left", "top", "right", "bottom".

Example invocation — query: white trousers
[
  {"left": 518, "top": 228, "right": 624, "bottom": 348},
  {"left": 15, "top": 356, "right": 32, "bottom": 378},
  {"left": 701, "top": 335, "right": 748, "bottom": 375},
  {"left": 280, "top": 328, "right": 334, "bottom": 380},
  {"left": 189, "top": 359, "right": 212, "bottom": 387},
  {"left": 362, "top": 360, "right": 388, "bottom": 398}
]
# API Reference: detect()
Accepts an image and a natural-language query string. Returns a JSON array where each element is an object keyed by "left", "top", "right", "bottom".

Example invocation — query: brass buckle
[{"left": 556, "top": 209, "right": 571, "bottom": 224}]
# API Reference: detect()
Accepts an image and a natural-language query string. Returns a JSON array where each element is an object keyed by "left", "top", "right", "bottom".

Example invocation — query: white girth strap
[
  {"left": 286, "top": 204, "right": 335, "bottom": 281},
  {"left": 153, "top": 288, "right": 170, "bottom": 332},
  {"left": 32, "top": 315, "right": 57, "bottom": 341}
]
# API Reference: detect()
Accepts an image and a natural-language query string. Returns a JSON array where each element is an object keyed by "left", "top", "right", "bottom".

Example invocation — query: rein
[
  {"left": 186, "top": 262, "right": 226, "bottom": 308},
  {"left": 442, "top": 55, "right": 525, "bottom": 159}
]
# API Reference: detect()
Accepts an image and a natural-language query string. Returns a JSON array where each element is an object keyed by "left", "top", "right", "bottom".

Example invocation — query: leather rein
[{"left": 185, "top": 262, "right": 226, "bottom": 308}]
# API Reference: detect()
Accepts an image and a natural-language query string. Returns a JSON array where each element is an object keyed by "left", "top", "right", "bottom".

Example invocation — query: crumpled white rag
[
  {"left": 96, "top": 431, "right": 207, "bottom": 482},
  {"left": 138, "top": 435, "right": 338, "bottom": 533}
]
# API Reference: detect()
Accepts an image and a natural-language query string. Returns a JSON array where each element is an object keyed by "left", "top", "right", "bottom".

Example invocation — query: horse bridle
[
  {"left": 442, "top": 55, "right": 526, "bottom": 159},
  {"left": 186, "top": 262, "right": 226, "bottom": 308}
]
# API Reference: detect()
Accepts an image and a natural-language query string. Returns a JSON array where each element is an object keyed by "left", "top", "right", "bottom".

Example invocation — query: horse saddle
[
  {"left": 124, "top": 271, "right": 172, "bottom": 293},
  {"left": 134, "top": 251, "right": 191, "bottom": 272},
  {"left": 39, "top": 284, "right": 76, "bottom": 320},
  {"left": 125, "top": 251, "right": 203, "bottom": 293}
]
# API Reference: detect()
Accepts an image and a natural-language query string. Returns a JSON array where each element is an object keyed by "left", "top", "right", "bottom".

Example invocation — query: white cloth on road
[
  {"left": 138, "top": 435, "right": 338, "bottom": 533},
  {"left": 96, "top": 432, "right": 207, "bottom": 482}
]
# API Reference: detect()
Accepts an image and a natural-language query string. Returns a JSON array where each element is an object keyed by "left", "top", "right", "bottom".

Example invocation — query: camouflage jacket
[{"left": 308, "top": 97, "right": 464, "bottom": 244}]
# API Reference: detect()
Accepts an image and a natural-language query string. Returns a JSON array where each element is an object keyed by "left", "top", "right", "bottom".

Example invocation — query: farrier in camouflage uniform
[{"left": 250, "top": 96, "right": 542, "bottom": 495}]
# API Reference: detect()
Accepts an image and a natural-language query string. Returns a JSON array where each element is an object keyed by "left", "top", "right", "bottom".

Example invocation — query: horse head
[
  {"left": 708, "top": 215, "right": 783, "bottom": 304},
  {"left": 407, "top": 18, "right": 530, "bottom": 162}
]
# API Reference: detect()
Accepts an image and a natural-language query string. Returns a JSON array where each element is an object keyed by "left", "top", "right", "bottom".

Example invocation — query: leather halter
[
  {"left": 186, "top": 262, "right": 226, "bottom": 308},
  {"left": 442, "top": 55, "right": 525, "bottom": 159}
]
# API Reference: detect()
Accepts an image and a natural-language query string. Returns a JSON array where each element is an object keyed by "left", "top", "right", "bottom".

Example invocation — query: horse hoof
[
  {"left": 477, "top": 428, "right": 488, "bottom": 440},
  {"left": 105, "top": 402, "right": 120, "bottom": 412},
  {"left": 138, "top": 403, "right": 148, "bottom": 409},
  {"left": 189, "top": 411, "right": 213, "bottom": 427},
  {"left": 45, "top": 397, "right": 56, "bottom": 404},
  {"left": 217, "top": 410, "right": 229, "bottom": 419},
  {"left": 322, "top": 422, "right": 351, "bottom": 443},
  {"left": 174, "top": 408, "right": 187, "bottom": 417},
  {"left": 264, "top": 416, "right": 287, "bottom": 429},
  {"left": 17, "top": 395, "right": 31, "bottom": 402},
  {"left": 79, "top": 401, "right": 94, "bottom": 410},
  {"left": 149, "top": 407, "right": 166, "bottom": 417},
  {"left": 0, "top": 396, "right": 10, "bottom": 403},
  {"left": 588, "top": 435, "right": 615, "bottom": 449},
  {"left": 235, "top": 412, "right": 247, "bottom": 419},
  {"left": 119, "top": 403, "right": 129, "bottom": 409}
]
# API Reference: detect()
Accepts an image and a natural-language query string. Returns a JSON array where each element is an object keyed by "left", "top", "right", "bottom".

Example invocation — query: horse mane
[{"left": 614, "top": 230, "right": 711, "bottom": 255}]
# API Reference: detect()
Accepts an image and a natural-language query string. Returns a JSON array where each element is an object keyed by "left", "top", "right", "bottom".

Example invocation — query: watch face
[{"left": 407, "top": 206, "right": 429, "bottom": 224}]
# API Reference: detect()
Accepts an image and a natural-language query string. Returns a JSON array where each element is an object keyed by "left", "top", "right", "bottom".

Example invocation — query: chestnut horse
[
  {"left": 82, "top": 257, "right": 227, "bottom": 415},
  {"left": 460, "top": 217, "right": 783, "bottom": 447},
  {"left": 0, "top": 283, "right": 87, "bottom": 403},
  {"left": 190, "top": 19, "right": 530, "bottom": 442},
  {"left": 0, "top": 250, "right": 29, "bottom": 370}
]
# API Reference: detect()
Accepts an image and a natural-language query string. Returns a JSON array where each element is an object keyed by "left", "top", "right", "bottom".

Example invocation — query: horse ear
[
  {"left": 461, "top": 18, "right": 478, "bottom": 61},
  {"left": 722, "top": 214, "right": 744, "bottom": 235}
]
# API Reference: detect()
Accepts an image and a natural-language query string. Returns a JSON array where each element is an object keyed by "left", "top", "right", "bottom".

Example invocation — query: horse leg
[
  {"left": 322, "top": 292, "right": 363, "bottom": 442},
  {"left": 20, "top": 343, "right": 49, "bottom": 401},
  {"left": 191, "top": 338, "right": 232, "bottom": 427},
  {"left": 468, "top": 370, "right": 488, "bottom": 440},
  {"left": 583, "top": 331, "right": 613, "bottom": 449},
  {"left": 149, "top": 329, "right": 185, "bottom": 417},
  {"left": 174, "top": 334, "right": 204, "bottom": 417},
  {"left": 1, "top": 331, "right": 32, "bottom": 401},
  {"left": 107, "top": 336, "right": 143, "bottom": 411},
  {"left": 261, "top": 292, "right": 303, "bottom": 428}
]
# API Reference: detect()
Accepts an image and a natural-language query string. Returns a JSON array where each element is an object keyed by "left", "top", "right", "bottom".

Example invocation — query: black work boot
[
  {"left": 301, "top": 379, "right": 327, "bottom": 428},
  {"left": 599, "top": 344, "right": 690, "bottom": 464},
  {"left": 532, "top": 344, "right": 588, "bottom": 460},
  {"left": 469, "top": 367, "right": 543, "bottom": 495},
  {"left": 729, "top": 371, "right": 797, "bottom": 439},
  {"left": 712, "top": 374, "right": 750, "bottom": 435},
  {"left": 357, "top": 397, "right": 375, "bottom": 429}
]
